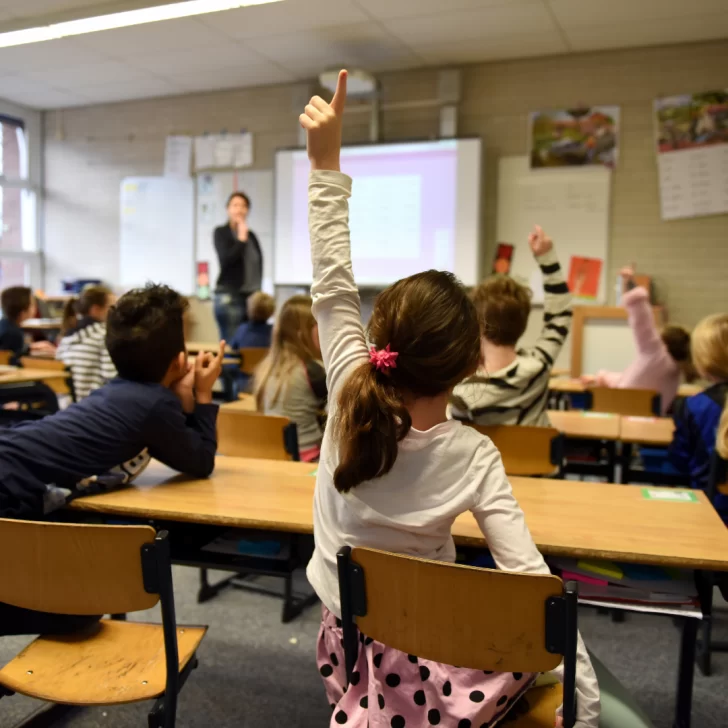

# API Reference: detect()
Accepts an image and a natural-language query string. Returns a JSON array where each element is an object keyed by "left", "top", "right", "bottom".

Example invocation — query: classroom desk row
[
  {"left": 549, "top": 377, "right": 703, "bottom": 399},
  {"left": 67, "top": 455, "right": 728, "bottom": 728},
  {"left": 547, "top": 409, "right": 674, "bottom": 446},
  {"left": 0, "top": 365, "right": 68, "bottom": 386}
]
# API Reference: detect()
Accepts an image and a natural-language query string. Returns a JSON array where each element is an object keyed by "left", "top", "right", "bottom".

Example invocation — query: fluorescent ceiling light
[{"left": 0, "top": 0, "right": 282, "bottom": 48}]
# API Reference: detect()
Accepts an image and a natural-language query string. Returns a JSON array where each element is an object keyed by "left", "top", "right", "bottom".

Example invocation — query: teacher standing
[{"left": 213, "top": 191, "right": 263, "bottom": 341}]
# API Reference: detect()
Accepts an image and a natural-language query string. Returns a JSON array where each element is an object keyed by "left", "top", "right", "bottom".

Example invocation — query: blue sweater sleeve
[
  {"left": 668, "top": 398, "right": 694, "bottom": 474},
  {"left": 143, "top": 397, "right": 218, "bottom": 477}
]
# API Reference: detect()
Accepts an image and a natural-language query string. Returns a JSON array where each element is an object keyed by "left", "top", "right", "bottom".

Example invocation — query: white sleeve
[
  {"left": 471, "top": 452, "right": 600, "bottom": 728},
  {"left": 308, "top": 170, "right": 369, "bottom": 400}
]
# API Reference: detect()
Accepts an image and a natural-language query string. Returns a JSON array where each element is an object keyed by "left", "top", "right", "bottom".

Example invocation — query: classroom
[{"left": 1, "top": 1, "right": 728, "bottom": 727}]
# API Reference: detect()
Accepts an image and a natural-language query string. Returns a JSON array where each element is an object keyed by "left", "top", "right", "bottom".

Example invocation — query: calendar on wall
[{"left": 654, "top": 90, "right": 728, "bottom": 221}]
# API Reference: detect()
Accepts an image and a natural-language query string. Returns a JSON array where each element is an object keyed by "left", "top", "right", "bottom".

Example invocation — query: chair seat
[{"left": 0, "top": 619, "right": 206, "bottom": 705}]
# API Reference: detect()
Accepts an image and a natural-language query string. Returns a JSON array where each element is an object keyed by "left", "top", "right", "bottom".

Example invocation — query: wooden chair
[
  {"left": 239, "top": 347, "right": 269, "bottom": 377},
  {"left": 585, "top": 387, "right": 661, "bottom": 417},
  {"left": 337, "top": 547, "right": 578, "bottom": 727},
  {"left": 468, "top": 424, "right": 564, "bottom": 476},
  {"left": 217, "top": 409, "right": 299, "bottom": 461},
  {"left": 0, "top": 350, "right": 11, "bottom": 366},
  {"left": 0, "top": 520, "right": 206, "bottom": 728},
  {"left": 19, "top": 356, "right": 76, "bottom": 402}
]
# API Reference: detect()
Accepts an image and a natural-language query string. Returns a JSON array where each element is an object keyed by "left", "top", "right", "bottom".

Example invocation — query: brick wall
[{"left": 43, "top": 39, "right": 728, "bottom": 326}]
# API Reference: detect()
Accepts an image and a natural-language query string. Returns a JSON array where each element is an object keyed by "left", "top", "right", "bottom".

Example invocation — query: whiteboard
[
  {"left": 496, "top": 156, "right": 611, "bottom": 304},
  {"left": 120, "top": 177, "right": 195, "bottom": 294},
  {"left": 196, "top": 170, "right": 274, "bottom": 294}
]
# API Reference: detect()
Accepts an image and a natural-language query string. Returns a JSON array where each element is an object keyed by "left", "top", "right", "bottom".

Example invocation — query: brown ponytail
[{"left": 333, "top": 270, "right": 480, "bottom": 493}]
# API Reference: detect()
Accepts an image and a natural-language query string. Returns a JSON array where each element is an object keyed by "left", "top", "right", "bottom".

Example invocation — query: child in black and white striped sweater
[{"left": 450, "top": 226, "right": 572, "bottom": 426}]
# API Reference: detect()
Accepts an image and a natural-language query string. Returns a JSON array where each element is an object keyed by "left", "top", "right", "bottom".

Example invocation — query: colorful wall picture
[
  {"left": 529, "top": 106, "right": 619, "bottom": 169},
  {"left": 654, "top": 90, "right": 728, "bottom": 154},
  {"left": 492, "top": 243, "right": 514, "bottom": 275},
  {"left": 568, "top": 256, "right": 602, "bottom": 300},
  {"left": 196, "top": 261, "right": 210, "bottom": 299}
]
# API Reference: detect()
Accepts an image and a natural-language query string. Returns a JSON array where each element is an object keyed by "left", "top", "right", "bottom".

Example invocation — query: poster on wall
[
  {"left": 529, "top": 106, "right": 619, "bottom": 169},
  {"left": 194, "top": 133, "right": 253, "bottom": 171},
  {"left": 568, "top": 256, "right": 603, "bottom": 300},
  {"left": 654, "top": 90, "right": 728, "bottom": 221}
]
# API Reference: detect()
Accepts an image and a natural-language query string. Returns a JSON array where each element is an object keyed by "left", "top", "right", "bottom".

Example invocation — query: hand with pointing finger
[{"left": 299, "top": 69, "right": 348, "bottom": 172}]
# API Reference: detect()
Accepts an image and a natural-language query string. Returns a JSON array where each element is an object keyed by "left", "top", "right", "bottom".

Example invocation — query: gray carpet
[{"left": 1, "top": 567, "right": 727, "bottom": 727}]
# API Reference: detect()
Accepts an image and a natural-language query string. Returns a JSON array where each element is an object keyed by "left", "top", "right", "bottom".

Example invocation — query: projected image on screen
[{"left": 274, "top": 139, "right": 482, "bottom": 287}]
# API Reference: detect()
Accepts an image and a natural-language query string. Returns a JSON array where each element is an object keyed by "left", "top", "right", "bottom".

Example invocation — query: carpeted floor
[{"left": 1, "top": 567, "right": 726, "bottom": 727}]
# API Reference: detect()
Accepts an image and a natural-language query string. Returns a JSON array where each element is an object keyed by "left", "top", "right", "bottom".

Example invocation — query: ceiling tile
[
  {"left": 73, "top": 17, "right": 230, "bottom": 56},
  {"left": 0, "top": 38, "right": 109, "bottom": 72},
  {"left": 201, "top": 0, "right": 368, "bottom": 39},
  {"left": 248, "top": 22, "right": 420, "bottom": 77},
  {"left": 13, "top": 88, "right": 92, "bottom": 109},
  {"left": 129, "top": 41, "right": 266, "bottom": 75},
  {"left": 168, "top": 63, "right": 295, "bottom": 92},
  {"left": 0, "top": 0, "right": 122, "bottom": 21},
  {"left": 548, "top": 0, "right": 728, "bottom": 28},
  {"left": 383, "top": 2, "right": 557, "bottom": 46},
  {"left": 25, "top": 59, "right": 148, "bottom": 87},
  {"left": 564, "top": 12, "right": 728, "bottom": 52},
  {"left": 357, "top": 0, "right": 534, "bottom": 21},
  {"left": 414, "top": 31, "right": 569, "bottom": 65},
  {"left": 73, "top": 76, "right": 182, "bottom": 104}
]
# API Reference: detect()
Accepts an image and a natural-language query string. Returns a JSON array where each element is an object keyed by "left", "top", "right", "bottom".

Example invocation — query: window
[{"left": 0, "top": 108, "right": 40, "bottom": 294}]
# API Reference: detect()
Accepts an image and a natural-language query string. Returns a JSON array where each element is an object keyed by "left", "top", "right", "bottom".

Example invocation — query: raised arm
[
  {"left": 302, "top": 70, "right": 369, "bottom": 397},
  {"left": 471, "top": 450, "right": 600, "bottom": 728},
  {"left": 528, "top": 226, "right": 572, "bottom": 367},
  {"left": 619, "top": 266, "right": 662, "bottom": 355}
]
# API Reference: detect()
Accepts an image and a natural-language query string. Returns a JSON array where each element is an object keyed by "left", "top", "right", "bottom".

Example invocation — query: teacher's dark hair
[{"left": 227, "top": 191, "right": 250, "bottom": 209}]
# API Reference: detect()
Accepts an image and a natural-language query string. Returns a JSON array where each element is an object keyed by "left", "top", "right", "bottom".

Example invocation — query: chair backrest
[
  {"left": 239, "top": 347, "right": 269, "bottom": 377},
  {"left": 0, "top": 520, "right": 160, "bottom": 615},
  {"left": 468, "top": 424, "right": 563, "bottom": 476},
  {"left": 0, "top": 350, "right": 11, "bottom": 366},
  {"left": 19, "top": 356, "right": 74, "bottom": 399},
  {"left": 0, "top": 381, "right": 60, "bottom": 423},
  {"left": 587, "top": 387, "right": 661, "bottom": 417},
  {"left": 217, "top": 409, "right": 299, "bottom": 461}
]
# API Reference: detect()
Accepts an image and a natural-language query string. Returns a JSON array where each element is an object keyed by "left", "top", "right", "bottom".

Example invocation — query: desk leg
[
  {"left": 620, "top": 442, "right": 632, "bottom": 485},
  {"left": 674, "top": 618, "right": 698, "bottom": 728}
]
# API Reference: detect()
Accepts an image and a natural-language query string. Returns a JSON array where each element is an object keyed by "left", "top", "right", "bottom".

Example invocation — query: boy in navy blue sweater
[
  {"left": 0, "top": 283, "right": 225, "bottom": 520},
  {"left": 0, "top": 284, "right": 225, "bottom": 635}
]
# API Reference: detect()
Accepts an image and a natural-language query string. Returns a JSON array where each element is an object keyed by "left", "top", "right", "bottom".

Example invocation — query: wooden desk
[
  {"left": 221, "top": 395, "right": 257, "bottom": 412},
  {"left": 620, "top": 416, "right": 675, "bottom": 446},
  {"left": 0, "top": 366, "right": 69, "bottom": 385},
  {"left": 187, "top": 341, "right": 233, "bottom": 355},
  {"left": 678, "top": 384, "right": 704, "bottom": 398},
  {"left": 21, "top": 318, "right": 62, "bottom": 332},
  {"left": 547, "top": 409, "right": 620, "bottom": 440},
  {"left": 548, "top": 377, "right": 586, "bottom": 394},
  {"left": 69, "top": 457, "right": 728, "bottom": 572}
]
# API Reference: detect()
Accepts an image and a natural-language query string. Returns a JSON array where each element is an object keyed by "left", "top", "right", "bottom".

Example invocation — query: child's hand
[
  {"left": 619, "top": 264, "right": 635, "bottom": 286},
  {"left": 580, "top": 373, "right": 597, "bottom": 386},
  {"left": 555, "top": 718, "right": 563, "bottom": 728},
  {"left": 528, "top": 225, "right": 553, "bottom": 257},
  {"left": 171, "top": 361, "right": 195, "bottom": 413},
  {"left": 195, "top": 340, "right": 226, "bottom": 404},
  {"left": 299, "top": 69, "right": 347, "bottom": 172},
  {"left": 30, "top": 340, "right": 55, "bottom": 353}
]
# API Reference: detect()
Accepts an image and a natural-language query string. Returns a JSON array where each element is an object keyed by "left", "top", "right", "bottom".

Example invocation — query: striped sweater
[
  {"left": 451, "top": 248, "right": 572, "bottom": 426},
  {"left": 56, "top": 318, "right": 117, "bottom": 400}
]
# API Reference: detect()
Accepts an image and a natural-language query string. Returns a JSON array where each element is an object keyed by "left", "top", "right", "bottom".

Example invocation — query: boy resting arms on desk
[{"left": 0, "top": 283, "right": 225, "bottom": 521}]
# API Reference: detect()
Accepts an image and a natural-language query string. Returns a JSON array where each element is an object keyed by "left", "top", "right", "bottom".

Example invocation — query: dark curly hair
[{"left": 106, "top": 284, "right": 188, "bottom": 383}]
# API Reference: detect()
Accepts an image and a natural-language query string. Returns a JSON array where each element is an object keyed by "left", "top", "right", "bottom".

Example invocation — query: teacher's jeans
[{"left": 214, "top": 291, "right": 249, "bottom": 342}]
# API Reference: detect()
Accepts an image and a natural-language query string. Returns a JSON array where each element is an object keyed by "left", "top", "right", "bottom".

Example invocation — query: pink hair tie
[{"left": 369, "top": 344, "right": 399, "bottom": 372}]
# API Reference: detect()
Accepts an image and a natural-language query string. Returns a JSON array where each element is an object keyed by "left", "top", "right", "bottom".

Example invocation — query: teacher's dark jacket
[{"left": 214, "top": 224, "right": 263, "bottom": 294}]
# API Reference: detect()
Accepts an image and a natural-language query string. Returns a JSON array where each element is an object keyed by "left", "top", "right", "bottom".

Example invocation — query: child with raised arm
[
  {"left": 580, "top": 265, "right": 693, "bottom": 415},
  {"left": 450, "top": 231, "right": 572, "bottom": 426},
  {"left": 301, "top": 71, "right": 599, "bottom": 728}
]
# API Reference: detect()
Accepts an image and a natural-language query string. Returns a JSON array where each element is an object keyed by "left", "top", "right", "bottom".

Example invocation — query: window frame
[{"left": 0, "top": 98, "right": 42, "bottom": 289}]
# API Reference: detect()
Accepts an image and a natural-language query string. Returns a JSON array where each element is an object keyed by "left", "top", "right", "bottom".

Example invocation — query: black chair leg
[{"left": 697, "top": 618, "right": 712, "bottom": 676}]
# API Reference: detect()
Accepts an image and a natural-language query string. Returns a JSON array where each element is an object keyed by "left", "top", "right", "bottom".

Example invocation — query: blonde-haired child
[
  {"left": 299, "top": 70, "right": 599, "bottom": 728},
  {"left": 254, "top": 294, "right": 326, "bottom": 461},
  {"left": 669, "top": 313, "right": 728, "bottom": 520}
]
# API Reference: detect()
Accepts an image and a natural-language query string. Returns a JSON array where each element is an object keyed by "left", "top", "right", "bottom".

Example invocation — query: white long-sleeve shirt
[{"left": 304, "top": 170, "right": 599, "bottom": 727}]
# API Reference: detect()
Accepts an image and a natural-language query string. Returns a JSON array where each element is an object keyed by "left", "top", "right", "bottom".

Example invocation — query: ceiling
[{"left": 0, "top": 0, "right": 726, "bottom": 110}]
